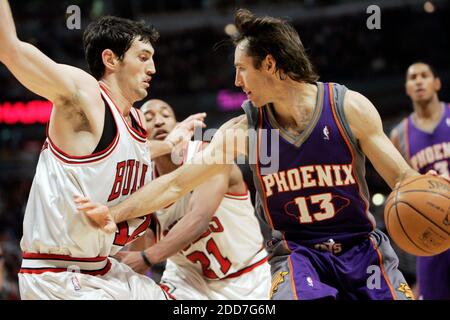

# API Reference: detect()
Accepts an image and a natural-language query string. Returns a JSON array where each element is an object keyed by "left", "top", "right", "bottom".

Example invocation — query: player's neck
[
  {"left": 412, "top": 96, "right": 442, "bottom": 120},
  {"left": 99, "top": 78, "right": 133, "bottom": 117},
  {"left": 271, "top": 81, "right": 317, "bottom": 132}
]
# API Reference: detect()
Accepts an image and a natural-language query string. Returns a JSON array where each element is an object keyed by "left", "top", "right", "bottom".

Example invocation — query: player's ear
[
  {"left": 264, "top": 54, "right": 276, "bottom": 73},
  {"left": 434, "top": 77, "right": 441, "bottom": 92},
  {"left": 102, "top": 49, "right": 119, "bottom": 73}
]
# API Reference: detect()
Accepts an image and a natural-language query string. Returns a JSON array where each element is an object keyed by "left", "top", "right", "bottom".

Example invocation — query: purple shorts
[
  {"left": 417, "top": 249, "right": 450, "bottom": 300},
  {"left": 268, "top": 229, "right": 413, "bottom": 300}
]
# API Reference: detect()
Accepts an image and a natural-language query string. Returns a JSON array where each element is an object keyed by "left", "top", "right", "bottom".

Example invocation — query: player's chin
[{"left": 137, "top": 88, "right": 149, "bottom": 100}]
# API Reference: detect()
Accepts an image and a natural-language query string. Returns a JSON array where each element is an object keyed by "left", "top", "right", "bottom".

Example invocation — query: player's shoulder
[
  {"left": 61, "top": 64, "right": 99, "bottom": 87},
  {"left": 341, "top": 90, "right": 377, "bottom": 122}
]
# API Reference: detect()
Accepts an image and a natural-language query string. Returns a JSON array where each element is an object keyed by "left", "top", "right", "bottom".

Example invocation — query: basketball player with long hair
[{"left": 77, "top": 9, "right": 429, "bottom": 300}]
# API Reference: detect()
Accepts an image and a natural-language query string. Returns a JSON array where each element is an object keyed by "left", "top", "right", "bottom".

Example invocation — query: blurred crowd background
[{"left": 1, "top": 0, "right": 449, "bottom": 299}]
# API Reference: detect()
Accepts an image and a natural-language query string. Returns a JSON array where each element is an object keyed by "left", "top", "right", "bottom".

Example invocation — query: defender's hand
[
  {"left": 165, "top": 112, "right": 207, "bottom": 147},
  {"left": 74, "top": 195, "right": 117, "bottom": 234},
  {"left": 426, "top": 169, "right": 450, "bottom": 182},
  {"left": 114, "top": 251, "right": 150, "bottom": 274}
]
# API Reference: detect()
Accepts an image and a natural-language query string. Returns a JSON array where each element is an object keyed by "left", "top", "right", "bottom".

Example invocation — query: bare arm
[
  {"left": 0, "top": 0, "right": 98, "bottom": 103},
  {"left": 75, "top": 115, "right": 248, "bottom": 232},
  {"left": 344, "top": 90, "right": 418, "bottom": 189},
  {"left": 145, "top": 166, "right": 232, "bottom": 264},
  {"left": 389, "top": 127, "right": 401, "bottom": 151},
  {"left": 148, "top": 140, "right": 175, "bottom": 159}
]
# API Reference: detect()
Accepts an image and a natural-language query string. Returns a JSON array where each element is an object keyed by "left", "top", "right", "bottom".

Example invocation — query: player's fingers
[
  {"left": 193, "top": 119, "right": 206, "bottom": 129},
  {"left": 181, "top": 119, "right": 205, "bottom": 131},
  {"left": 76, "top": 202, "right": 101, "bottom": 212},
  {"left": 73, "top": 195, "right": 91, "bottom": 204},
  {"left": 85, "top": 205, "right": 108, "bottom": 216},
  {"left": 184, "top": 113, "right": 206, "bottom": 122},
  {"left": 104, "top": 221, "right": 117, "bottom": 234}
]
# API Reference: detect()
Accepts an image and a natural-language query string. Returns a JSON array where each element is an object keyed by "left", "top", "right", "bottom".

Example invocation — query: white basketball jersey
[
  {"left": 20, "top": 85, "right": 153, "bottom": 258},
  {"left": 155, "top": 141, "right": 267, "bottom": 280}
]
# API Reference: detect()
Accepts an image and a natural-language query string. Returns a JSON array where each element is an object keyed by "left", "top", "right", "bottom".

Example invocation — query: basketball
[{"left": 384, "top": 175, "right": 450, "bottom": 256}]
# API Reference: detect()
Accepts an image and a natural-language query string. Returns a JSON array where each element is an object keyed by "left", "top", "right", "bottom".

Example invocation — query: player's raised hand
[
  {"left": 74, "top": 195, "right": 117, "bottom": 234},
  {"left": 165, "top": 112, "right": 207, "bottom": 147}
]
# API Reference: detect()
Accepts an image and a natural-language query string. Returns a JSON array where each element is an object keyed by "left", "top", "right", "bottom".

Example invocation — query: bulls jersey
[
  {"left": 394, "top": 103, "right": 449, "bottom": 176},
  {"left": 20, "top": 84, "right": 153, "bottom": 258},
  {"left": 243, "top": 82, "right": 376, "bottom": 246},
  {"left": 155, "top": 141, "right": 267, "bottom": 280}
]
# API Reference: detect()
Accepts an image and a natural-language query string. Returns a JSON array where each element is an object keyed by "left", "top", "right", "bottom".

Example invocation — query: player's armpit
[{"left": 343, "top": 90, "right": 418, "bottom": 189}]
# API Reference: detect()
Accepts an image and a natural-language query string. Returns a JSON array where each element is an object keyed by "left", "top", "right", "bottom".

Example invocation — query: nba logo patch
[
  {"left": 71, "top": 274, "right": 81, "bottom": 291},
  {"left": 323, "top": 126, "right": 330, "bottom": 140},
  {"left": 306, "top": 276, "right": 314, "bottom": 287}
]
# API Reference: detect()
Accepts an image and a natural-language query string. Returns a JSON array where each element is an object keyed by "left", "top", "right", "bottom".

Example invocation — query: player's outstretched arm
[
  {"left": 0, "top": 0, "right": 97, "bottom": 103},
  {"left": 76, "top": 116, "right": 248, "bottom": 232},
  {"left": 343, "top": 90, "right": 419, "bottom": 189},
  {"left": 143, "top": 164, "right": 232, "bottom": 265}
]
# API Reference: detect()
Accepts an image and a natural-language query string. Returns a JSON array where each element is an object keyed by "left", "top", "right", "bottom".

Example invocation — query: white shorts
[
  {"left": 19, "top": 257, "right": 170, "bottom": 300},
  {"left": 160, "top": 259, "right": 271, "bottom": 300}
]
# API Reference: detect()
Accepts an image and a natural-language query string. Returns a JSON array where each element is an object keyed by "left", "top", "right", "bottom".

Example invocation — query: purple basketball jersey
[
  {"left": 245, "top": 82, "right": 375, "bottom": 246},
  {"left": 395, "top": 103, "right": 450, "bottom": 300},
  {"left": 405, "top": 103, "right": 450, "bottom": 175}
]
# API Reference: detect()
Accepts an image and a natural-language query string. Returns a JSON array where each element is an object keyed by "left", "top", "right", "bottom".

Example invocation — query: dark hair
[
  {"left": 406, "top": 61, "right": 439, "bottom": 79},
  {"left": 83, "top": 16, "right": 159, "bottom": 80},
  {"left": 233, "top": 9, "right": 319, "bottom": 83}
]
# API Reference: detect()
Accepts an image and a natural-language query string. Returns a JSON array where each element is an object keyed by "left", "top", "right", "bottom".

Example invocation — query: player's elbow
[
  {"left": 163, "top": 177, "right": 187, "bottom": 208},
  {"left": 0, "top": 38, "right": 20, "bottom": 63}
]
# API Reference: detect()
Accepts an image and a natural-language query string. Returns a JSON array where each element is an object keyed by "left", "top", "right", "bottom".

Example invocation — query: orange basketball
[{"left": 384, "top": 174, "right": 450, "bottom": 256}]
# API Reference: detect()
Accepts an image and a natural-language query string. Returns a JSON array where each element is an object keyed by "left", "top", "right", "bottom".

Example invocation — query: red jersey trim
[
  {"left": 22, "top": 252, "right": 107, "bottom": 262},
  {"left": 19, "top": 253, "right": 112, "bottom": 276},
  {"left": 47, "top": 132, "right": 120, "bottom": 165},
  {"left": 46, "top": 91, "right": 121, "bottom": 164},
  {"left": 223, "top": 255, "right": 268, "bottom": 279},
  {"left": 99, "top": 84, "right": 147, "bottom": 143}
]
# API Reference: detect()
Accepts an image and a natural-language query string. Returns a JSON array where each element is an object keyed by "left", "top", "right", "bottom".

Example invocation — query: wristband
[{"left": 140, "top": 250, "right": 152, "bottom": 267}]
